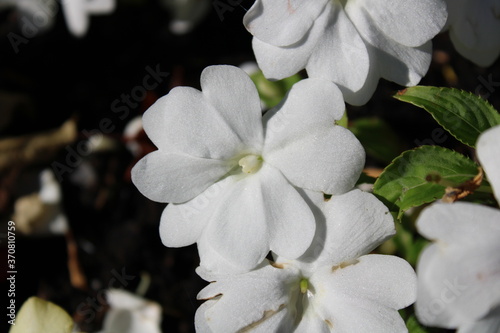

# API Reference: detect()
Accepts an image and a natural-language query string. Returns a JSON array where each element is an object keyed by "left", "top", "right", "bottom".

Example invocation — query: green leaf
[
  {"left": 10, "top": 297, "right": 74, "bottom": 333},
  {"left": 373, "top": 145, "right": 479, "bottom": 219},
  {"left": 349, "top": 117, "right": 406, "bottom": 163},
  {"left": 406, "top": 314, "right": 429, "bottom": 333},
  {"left": 394, "top": 86, "right": 500, "bottom": 147},
  {"left": 249, "top": 70, "right": 302, "bottom": 109}
]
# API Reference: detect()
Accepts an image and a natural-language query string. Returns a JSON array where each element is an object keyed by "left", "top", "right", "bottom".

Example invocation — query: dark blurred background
[{"left": 0, "top": 1, "right": 498, "bottom": 332}]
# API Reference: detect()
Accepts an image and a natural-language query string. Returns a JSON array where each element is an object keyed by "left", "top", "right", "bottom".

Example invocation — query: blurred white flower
[
  {"left": 61, "top": 0, "right": 115, "bottom": 37},
  {"left": 132, "top": 65, "right": 365, "bottom": 272},
  {"left": 195, "top": 189, "right": 417, "bottom": 332},
  {"left": 161, "top": 0, "right": 211, "bottom": 35},
  {"left": 415, "top": 125, "right": 500, "bottom": 330},
  {"left": 0, "top": 0, "right": 115, "bottom": 37},
  {"left": 99, "top": 289, "right": 162, "bottom": 333},
  {"left": 13, "top": 168, "right": 68, "bottom": 235},
  {"left": 445, "top": 0, "right": 500, "bottom": 67},
  {"left": 244, "top": 0, "right": 447, "bottom": 105}
]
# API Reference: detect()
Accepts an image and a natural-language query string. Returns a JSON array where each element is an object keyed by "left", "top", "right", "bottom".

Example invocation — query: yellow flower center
[{"left": 238, "top": 155, "right": 263, "bottom": 174}]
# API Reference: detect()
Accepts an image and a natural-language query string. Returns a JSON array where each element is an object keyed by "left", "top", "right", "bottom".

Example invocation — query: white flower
[
  {"left": 132, "top": 65, "right": 365, "bottom": 271},
  {"left": 445, "top": 0, "right": 500, "bottom": 67},
  {"left": 415, "top": 125, "right": 500, "bottom": 330},
  {"left": 99, "top": 289, "right": 162, "bottom": 333},
  {"left": 195, "top": 189, "right": 417, "bottom": 332},
  {"left": 243, "top": 0, "right": 447, "bottom": 106},
  {"left": 61, "top": 0, "right": 115, "bottom": 37}
]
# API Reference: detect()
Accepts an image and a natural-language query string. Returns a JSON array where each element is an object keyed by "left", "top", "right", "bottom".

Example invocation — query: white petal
[
  {"left": 159, "top": 178, "right": 234, "bottom": 248},
  {"left": 353, "top": 0, "right": 447, "bottom": 47},
  {"left": 196, "top": 263, "right": 297, "bottom": 332},
  {"left": 205, "top": 164, "right": 315, "bottom": 270},
  {"left": 131, "top": 150, "right": 232, "bottom": 203},
  {"left": 194, "top": 300, "right": 215, "bottom": 333},
  {"left": 200, "top": 66, "right": 264, "bottom": 152},
  {"left": 306, "top": 1, "right": 369, "bottom": 94},
  {"left": 311, "top": 255, "right": 415, "bottom": 332},
  {"left": 458, "top": 309, "right": 500, "bottom": 333},
  {"left": 62, "top": 0, "right": 88, "bottom": 37},
  {"left": 292, "top": 189, "right": 395, "bottom": 270},
  {"left": 142, "top": 66, "right": 263, "bottom": 159},
  {"left": 243, "top": 0, "right": 329, "bottom": 46},
  {"left": 417, "top": 202, "right": 500, "bottom": 245},
  {"left": 250, "top": 4, "right": 331, "bottom": 81},
  {"left": 263, "top": 79, "right": 365, "bottom": 195},
  {"left": 294, "top": 314, "right": 332, "bottom": 333},
  {"left": 415, "top": 203, "right": 500, "bottom": 328},
  {"left": 86, "top": 0, "right": 115, "bottom": 13},
  {"left": 262, "top": 167, "right": 316, "bottom": 259},
  {"left": 345, "top": 3, "right": 433, "bottom": 87},
  {"left": 477, "top": 125, "right": 500, "bottom": 203},
  {"left": 448, "top": 0, "right": 500, "bottom": 67}
]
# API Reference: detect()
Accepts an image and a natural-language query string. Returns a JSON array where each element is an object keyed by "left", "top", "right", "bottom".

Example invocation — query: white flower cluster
[
  {"left": 415, "top": 125, "right": 500, "bottom": 332},
  {"left": 130, "top": 1, "right": 500, "bottom": 332}
]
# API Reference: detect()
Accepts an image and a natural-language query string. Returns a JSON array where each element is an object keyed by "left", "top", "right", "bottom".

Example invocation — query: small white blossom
[
  {"left": 415, "top": 125, "right": 500, "bottom": 330},
  {"left": 195, "top": 190, "right": 417, "bottom": 332},
  {"left": 99, "top": 289, "right": 162, "bottom": 333},
  {"left": 132, "top": 65, "right": 365, "bottom": 272},
  {"left": 445, "top": 0, "right": 500, "bottom": 67},
  {"left": 243, "top": 0, "right": 447, "bottom": 105}
]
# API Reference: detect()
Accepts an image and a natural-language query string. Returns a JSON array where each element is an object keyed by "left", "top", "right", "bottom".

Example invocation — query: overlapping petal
[
  {"left": 250, "top": 5, "right": 331, "bottom": 81},
  {"left": 131, "top": 151, "right": 232, "bottom": 203},
  {"left": 415, "top": 202, "right": 500, "bottom": 328},
  {"left": 246, "top": 0, "right": 447, "bottom": 105},
  {"left": 243, "top": 0, "right": 329, "bottom": 46},
  {"left": 306, "top": 1, "right": 369, "bottom": 95},
  {"left": 196, "top": 262, "right": 298, "bottom": 333},
  {"left": 142, "top": 68, "right": 262, "bottom": 159},
  {"left": 288, "top": 189, "right": 395, "bottom": 270},
  {"left": 446, "top": 0, "right": 500, "bottom": 66},
  {"left": 195, "top": 199, "right": 414, "bottom": 332},
  {"left": 159, "top": 177, "right": 235, "bottom": 248},
  {"left": 200, "top": 65, "right": 264, "bottom": 152},
  {"left": 352, "top": 0, "right": 447, "bottom": 47},
  {"left": 263, "top": 79, "right": 365, "bottom": 195},
  {"left": 345, "top": 4, "right": 435, "bottom": 86},
  {"left": 205, "top": 164, "right": 316, "bottom": 270},
  {"left": 308, "top": 256, "right": 414, "bottom": 333}
]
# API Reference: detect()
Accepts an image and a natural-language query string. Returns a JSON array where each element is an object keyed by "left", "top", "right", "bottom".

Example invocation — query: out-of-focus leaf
[
  {"left": 395, "top": 86, "right": 500, "bottom": 147},
  {"left": 249, "top": 70, "right": 302, "bottom": 109},
  {"left": 10, "top": 297, "right": 74, "bottom": 333},
  {"left": 349, "top": 117, "right": 405, "bottom": 164},
  {"left": 406, "top": 314, "right": 429, "bottom": 333}
]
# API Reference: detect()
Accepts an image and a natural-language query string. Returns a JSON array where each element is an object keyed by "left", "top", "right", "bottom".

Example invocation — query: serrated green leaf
[
  {"left": 395, "top": 86, "right": 500, "bottom": 147},
  {"left": 10, "top": 297, "right": 74, "bottom": 333},
  {"left": 350, "top": 117, "right": 406, "bottom": 163},
  {"left": 373, "top": 146, "right": 479, "bottom": 219}
]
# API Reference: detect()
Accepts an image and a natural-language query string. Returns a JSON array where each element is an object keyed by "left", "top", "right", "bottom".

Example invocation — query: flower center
[
  {"left": 289, "top": 277, "right": 314, "bottom": 325},
  {"left": 238, "top": 154, "right": 263, "bottom": 174}
]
